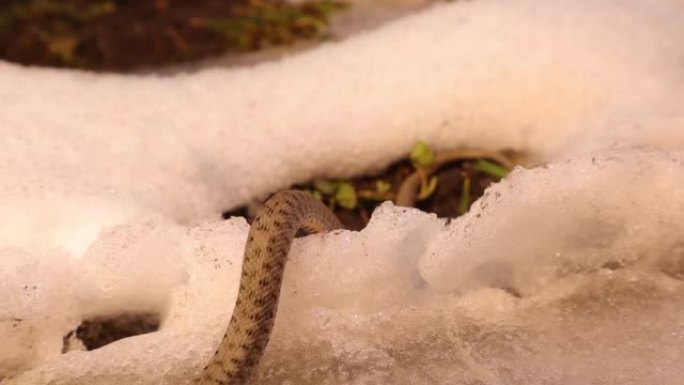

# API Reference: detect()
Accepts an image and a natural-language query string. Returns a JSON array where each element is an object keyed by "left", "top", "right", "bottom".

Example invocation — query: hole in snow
[
  {"left": 222, "top": 205, "right": 248, "bottom": 220},
  {"left": 68, "top": 312, "right": 161, "bottom": 351}
]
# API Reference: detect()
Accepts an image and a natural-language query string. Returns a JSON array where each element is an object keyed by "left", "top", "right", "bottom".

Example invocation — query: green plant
[
  {"left": 311, "top": 179, "right": 358, "bottom": 210},
  {"left": 409, "top": 140, "right": 439, "bottom": 201}
]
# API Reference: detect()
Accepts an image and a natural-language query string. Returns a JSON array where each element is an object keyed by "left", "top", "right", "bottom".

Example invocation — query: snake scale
[{"left": 195, "top": 190, "right": 343, "bottom": 385}]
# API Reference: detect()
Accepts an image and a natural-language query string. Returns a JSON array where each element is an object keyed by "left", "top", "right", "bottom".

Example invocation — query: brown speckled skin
[{"left": 196, "top": 190, "right": 342, "bottom": 385}]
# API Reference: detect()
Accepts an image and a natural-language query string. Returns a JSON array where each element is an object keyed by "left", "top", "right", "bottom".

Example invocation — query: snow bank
[
  {"left": 4, "top": 148, "right": 684, "bottom": 385},
  {"left": 2, "top": 0, "right": 683, "bottom": 227},
  {"left": 2, "top": 0, "right": 684, "bottom": 383}
]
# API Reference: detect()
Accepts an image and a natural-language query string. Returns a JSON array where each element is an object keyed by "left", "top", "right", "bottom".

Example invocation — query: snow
[
  {"left": 422, "top": 147, "right": 684, "bottom": 294},
  {"left": 2, "top": 0, "right": 684, "bottom": 383}
]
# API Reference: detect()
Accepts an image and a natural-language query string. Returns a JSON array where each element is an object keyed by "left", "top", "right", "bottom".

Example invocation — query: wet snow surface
[{"left": 2, "top": 0, "right": 684, "bottom": 383}]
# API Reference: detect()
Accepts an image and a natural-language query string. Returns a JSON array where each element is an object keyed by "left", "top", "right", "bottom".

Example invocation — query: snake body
[
  {"left": 194, "top": 149, "right": 514, "bottom": 384},
  {"left": 196, "top": 190, "right": 343, "bottom": 385}
]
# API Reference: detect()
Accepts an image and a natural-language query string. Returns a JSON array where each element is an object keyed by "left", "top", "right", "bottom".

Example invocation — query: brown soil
[
  {"left": 224, "top": 150, "right": 524, "bottom": 231},
  {"left": 0, "top": 0, "right": 344, "bottom": 71}
]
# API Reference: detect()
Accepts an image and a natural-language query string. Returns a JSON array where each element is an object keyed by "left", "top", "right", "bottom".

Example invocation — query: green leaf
[
  {"left": 358, "top": 179, "right": 394, "bottom": 201},
  {"left": 46, "top": 35, "right": 78, "bottom": 63},
  {"left": 474, "top": 159, "right": 509, "bottom": 179},
  {"left": 458, "top": 177, "right": 472, "bottom": 215},
  {"left": 87, "top": 2, "right": 116, "bottom": 18},
  {"left": 375, "top": 180, "right": 392, "bottom": 195},
  {"left": 335, "top": 182, "right": 357, "bottom": 209},
  {"left": 417, "top": 176, "right": 438, "bottom": 201},
  {"left": 410, "top": 141, "right": 435, "bottom": 168},
  {"left": 313, "top": 179, "right": 339, "bottom": 195}
]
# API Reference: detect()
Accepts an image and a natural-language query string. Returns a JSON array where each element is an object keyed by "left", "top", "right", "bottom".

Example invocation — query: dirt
[
  {"left": 224, "top": 150, "right": 524, "bottom": 231},
  {"left": 0, "top": 0, "right": 344, "bottom": 71}
]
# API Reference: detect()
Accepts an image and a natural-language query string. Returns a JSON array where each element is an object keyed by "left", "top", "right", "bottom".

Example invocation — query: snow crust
[{"left": 2, "top": 0, "right": 684, "bottom": 383}]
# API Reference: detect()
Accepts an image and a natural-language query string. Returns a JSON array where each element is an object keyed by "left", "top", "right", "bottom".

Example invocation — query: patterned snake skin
[{"left": 195, "top": 190, "right": 343, "bottom": 384}]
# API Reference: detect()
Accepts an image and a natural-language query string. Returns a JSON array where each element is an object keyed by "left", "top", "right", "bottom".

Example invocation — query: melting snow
[{"left": 2, "top": 0, "right": 684, "bottom": 383}]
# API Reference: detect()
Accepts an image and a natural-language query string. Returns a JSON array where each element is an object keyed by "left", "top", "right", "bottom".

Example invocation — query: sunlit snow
[{"left": 2, "top": 0, "right": 684, "bottom": 384}]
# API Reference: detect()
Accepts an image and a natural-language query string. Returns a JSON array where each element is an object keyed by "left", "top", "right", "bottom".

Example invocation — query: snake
[
  {"left": 195, "top": 190, "right": 343, "bottom": 385},
  {"left": 194, "top": 149, "right": 516, "bottom": 384}
]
